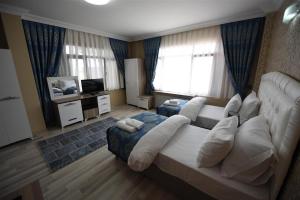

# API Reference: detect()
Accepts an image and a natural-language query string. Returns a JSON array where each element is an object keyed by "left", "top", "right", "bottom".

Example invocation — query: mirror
[{"left": 47, "top": 76, "right": 80, "bottom": 100}]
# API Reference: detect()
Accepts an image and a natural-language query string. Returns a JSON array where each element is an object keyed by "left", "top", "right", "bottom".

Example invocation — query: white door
[{"left": 0, "top": 49, "right": 32, "bottom": 147}]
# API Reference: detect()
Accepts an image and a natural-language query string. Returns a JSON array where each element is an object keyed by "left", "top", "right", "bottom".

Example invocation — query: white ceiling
[{"left": 0, "top": 0, "right": 282, "bottom": 41}]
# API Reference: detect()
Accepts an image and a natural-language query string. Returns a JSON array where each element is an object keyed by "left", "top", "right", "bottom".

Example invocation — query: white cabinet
[
  {"left": 125, "top": 59, "right": 145, "bottom": 106},
  {"left": 0, "top": 49, "right": 32, "bottom": 147},
  {"left": 58, "top": 100, "right": 83, "bottom": 128},
  {"left": 97, "top": 95, "right": 111, "bottom": 114},
  {"left": 137, "top": 96, "right": 153, "bottom": 110}
]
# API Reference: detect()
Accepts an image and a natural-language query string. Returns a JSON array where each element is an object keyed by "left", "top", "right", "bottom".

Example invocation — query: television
[{"left": 81, "top": 79, "right": 104, "bottom": 94}]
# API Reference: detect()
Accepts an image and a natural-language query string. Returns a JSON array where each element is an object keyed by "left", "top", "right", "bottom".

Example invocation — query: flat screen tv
[{"left": 81, "top": 79, "right": 104, "bottom": 94}]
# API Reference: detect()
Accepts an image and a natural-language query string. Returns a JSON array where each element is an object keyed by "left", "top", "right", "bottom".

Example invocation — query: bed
[
  {"left": 192, "top": 105, "right": 225, "bottom": 129},
  {"left": 107, "top": 72, "right": 300, "bottom": 200},
  {"left": 153, "top": 72, "right": 300, "bottom": 200},
  {"left": 107, "top": 112, "right": 167, "bottom": 161},
  {"left": 154, "top": 125, "right": 269, "bottom": 200}
]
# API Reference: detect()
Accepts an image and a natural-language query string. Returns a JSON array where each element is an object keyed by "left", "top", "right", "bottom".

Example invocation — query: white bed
[
  {"left": 154, "top": 125, "right": 269, "bottom": 200},
  {"left": 152, "top": 72, "right": 300, "bottom": 200},
  {"left": 192, "top": 105, "right": 225, "bottom": 129}
]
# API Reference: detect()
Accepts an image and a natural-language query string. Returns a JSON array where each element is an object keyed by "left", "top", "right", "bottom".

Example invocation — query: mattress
[
  {"left": 156, "top": 99, "right": 188, "bottom": 117},
  {"left": 193, "top": 105, "right": 225, "bottom": 129},
  {"left": 107, "top": 112, "right": 167, "bottom": 161},
  {"left": 154, "top": 125, "right": 269, "bottom": 200}
]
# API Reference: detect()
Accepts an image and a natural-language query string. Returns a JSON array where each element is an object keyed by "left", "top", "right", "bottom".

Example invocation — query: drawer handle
[
  {"left": 68, "top": 117, "right": 77, "bottom": 121},
  {"left": 0, "top": 96, "right": 20, "bottom": 102},
  {"left": 64, "top": 102, "right": 76, "bottom": 107}
]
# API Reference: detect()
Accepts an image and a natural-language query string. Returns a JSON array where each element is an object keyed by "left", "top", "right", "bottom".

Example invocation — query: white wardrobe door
[
  {"left": 125, "top": 59, "right": 139, "bottom": 106},
  {"left": 0, "top": 50, "right": 21, "bottom": 98},
  {"left": 0, "top": 49, "right": 32, "bottom": 146},
  {"left": 126, "top": 81, "right": 139, "bottom": 105},
  {"left": 0, "top": 99, "right": 32, "bottom": 144}
]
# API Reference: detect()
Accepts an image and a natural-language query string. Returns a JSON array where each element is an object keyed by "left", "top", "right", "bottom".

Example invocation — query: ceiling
[{"left": 0, "top": 0, "right": 282, "bottom": 41}]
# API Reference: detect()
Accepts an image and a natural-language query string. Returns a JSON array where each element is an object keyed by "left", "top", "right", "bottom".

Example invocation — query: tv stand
[{"left": 53, "top": 92, "right": 111, "bottom": 127}]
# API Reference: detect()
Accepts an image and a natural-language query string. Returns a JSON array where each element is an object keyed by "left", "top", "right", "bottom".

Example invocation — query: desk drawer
[
  {"left": 97, "top": 95, "right": 111, "bottom": 114},
  {"left": 58, "top": 100, "right": 83, "bottom": 127},
  {"left": 137, "top": 98, "right": 149, "bottom": 109},
  {"left": 97, "top": 95, "right": 110, "bottom": 103},
  {"left": 99, "top": 106, "right": 111, "bottom": 114}
]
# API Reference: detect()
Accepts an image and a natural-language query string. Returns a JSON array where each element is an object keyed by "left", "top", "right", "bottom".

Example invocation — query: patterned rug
[{"left": 38, "top": 117, "right": 118, "bottom": 171}]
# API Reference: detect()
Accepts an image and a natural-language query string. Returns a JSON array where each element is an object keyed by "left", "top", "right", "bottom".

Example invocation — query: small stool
[{"left": 156, "top": 99, "right": 188, "bottom": 117}]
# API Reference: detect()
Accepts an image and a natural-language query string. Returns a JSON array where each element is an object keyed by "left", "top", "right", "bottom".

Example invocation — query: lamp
[
  {"left": 283, "top": 1, "right": 300, "bottom": 24},
  {"left": 84, "top": 0, "right": 110, "bottom": 5}
]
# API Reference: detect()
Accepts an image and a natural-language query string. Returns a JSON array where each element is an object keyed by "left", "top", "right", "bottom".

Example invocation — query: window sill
[{"left": 153, "top": 90, "right": 195, "bottom": 99}]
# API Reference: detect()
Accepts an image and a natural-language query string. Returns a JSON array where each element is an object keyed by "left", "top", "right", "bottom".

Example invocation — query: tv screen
[{"left": 81, "top": 79, "right": 104, "bottom": 94}]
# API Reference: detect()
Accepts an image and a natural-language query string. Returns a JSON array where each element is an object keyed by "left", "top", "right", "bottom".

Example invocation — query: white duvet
[
  {"left": 128, "top": 115, "right": 191, "bottom": 172},
  {"left": 179, "top": 97, "right": 206, "bottom": 121}
]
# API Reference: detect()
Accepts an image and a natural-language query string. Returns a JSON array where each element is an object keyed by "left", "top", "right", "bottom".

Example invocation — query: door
[{"left": 0, "top": 49, "right": 32, "bottom": 147}]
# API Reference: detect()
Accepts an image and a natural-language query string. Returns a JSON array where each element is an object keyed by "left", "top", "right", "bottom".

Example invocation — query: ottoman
[{"left": 156, "top": 99, "right": 188, "bottom": 117}]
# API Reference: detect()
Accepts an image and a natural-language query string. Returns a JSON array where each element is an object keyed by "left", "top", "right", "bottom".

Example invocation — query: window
[
  {"left": 59, "top": 30, "right": 123, "bottom": 91},
  {"left": 153, "top": 26, "right": 229, "bottom": 97},
  {"left": 65, "top": 45, "right": 106, "bottom": 90}
]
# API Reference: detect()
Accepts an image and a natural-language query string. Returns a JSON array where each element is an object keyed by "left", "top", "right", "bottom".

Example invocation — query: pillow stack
[
  {"left": 221, "top": 115, "right": 277, "bottom": 185},
  {"left": 224, "top": 91, "right": 260, "bottom": 125},
  {"left": 197, "top": 115, "right": 277, "bottom": 185}
]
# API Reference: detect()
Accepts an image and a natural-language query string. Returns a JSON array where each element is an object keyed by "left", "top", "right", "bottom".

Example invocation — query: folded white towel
[
  {"left": 125, "top": 118, "right": 144, "bottom": 130},
  {"left": 116, "top": 120, "right": 136, "bottom": 133},
  {"left": 163, "top": 100, "right": 180, "bottom": 106}
]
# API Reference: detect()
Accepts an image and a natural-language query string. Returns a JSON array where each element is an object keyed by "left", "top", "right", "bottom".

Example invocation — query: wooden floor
[{"left": 0, "top": 105, "right": 179, "bottom": 200}]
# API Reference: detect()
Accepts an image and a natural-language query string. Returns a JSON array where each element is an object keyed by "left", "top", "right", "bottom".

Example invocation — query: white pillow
[
  {"left": 239, "top": 91, "right": 260, "bottom": 124},
  {"left": 223, "top": 94, "right": 242, "bottom": 117},
  {"left": 221, "top": 115, "right": 277, "bottom": 185},
  {"left": 197, "top": 116, "right": 238, "bottom": 167},
  {"left": 179, "top": 97, "right": 206, "bottom": 121}
]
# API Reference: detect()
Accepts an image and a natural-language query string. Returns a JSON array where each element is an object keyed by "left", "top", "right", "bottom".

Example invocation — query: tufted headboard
[{"left": 258, "top": 72, "right": 300, "bottom": 200}]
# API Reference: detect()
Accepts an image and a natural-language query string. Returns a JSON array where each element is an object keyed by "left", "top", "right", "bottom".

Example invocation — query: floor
[{"left": 0, "top": 105, "right": 179, "bottom": 200}]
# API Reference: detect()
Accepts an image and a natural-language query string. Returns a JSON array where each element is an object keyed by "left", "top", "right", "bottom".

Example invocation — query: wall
[
  {"left": 128, "top": 40, "right": 144, "bottom": 59},
  {"left": 1, "top": 13, "right": 46, "bottom": 135},
  {"left": 109, "top": 89, "right": 126, "bottom": 107},
  {"left": 254, "top": 0, "right": 300, "bottom": 89}
]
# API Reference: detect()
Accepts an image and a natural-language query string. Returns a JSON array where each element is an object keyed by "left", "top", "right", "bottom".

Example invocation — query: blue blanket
[
  {"left": 107, "top": 112, "right": 167, "bottom": 161},
  {"left": 156, "top": 99, "right": 188, "bottom": 117}
]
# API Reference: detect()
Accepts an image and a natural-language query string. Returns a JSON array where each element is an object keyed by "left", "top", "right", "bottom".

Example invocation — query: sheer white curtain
[
  {"left": 59, "top": 29, "right": 123, "bottom": 91},
  {"left": 153, "top": 26, "right": 234, "bottom": 98}
]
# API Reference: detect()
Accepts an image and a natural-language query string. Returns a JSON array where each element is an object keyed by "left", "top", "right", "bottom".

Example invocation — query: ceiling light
[
  {"left": 84, "top": 0, "right": 110, "bottom": 5},
  {"left": 283, "top": 1, "right": 300, "bottom": 24}
]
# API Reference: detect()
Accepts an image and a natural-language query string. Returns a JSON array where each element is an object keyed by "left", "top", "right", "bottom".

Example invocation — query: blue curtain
[
  {"left": 144, "top": 37, "right": 161, "bottom": 94},
  {"left": 221, "top": 17, "right": 265, "bottom": 98},
  {"left": 109, "top": 38, "right": 128, "bottom": 76},
  {"left": 22, "top": 20, "right": 65, "bottom": 127}
]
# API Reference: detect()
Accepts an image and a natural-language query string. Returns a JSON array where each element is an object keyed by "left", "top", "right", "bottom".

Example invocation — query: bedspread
[{"left": 106, "top": 112, "right": 167, "bottom": 161}]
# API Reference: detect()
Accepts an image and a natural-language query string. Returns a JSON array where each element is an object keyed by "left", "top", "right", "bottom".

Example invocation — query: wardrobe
[{"left": 0, "top": 49, "right": 32, "bottom": 147}]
